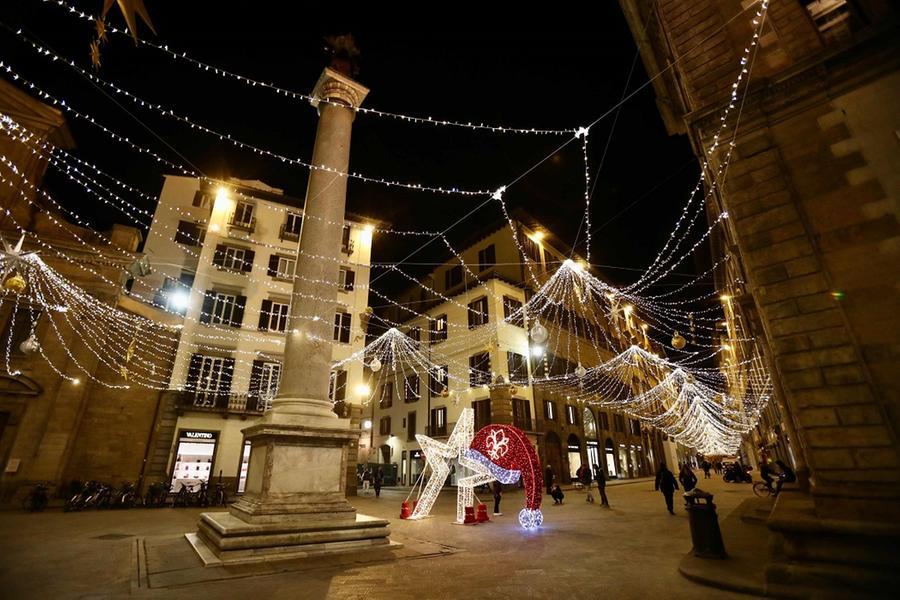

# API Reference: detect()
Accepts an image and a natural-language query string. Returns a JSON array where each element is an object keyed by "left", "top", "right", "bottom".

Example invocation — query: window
[
  {"left": 473, "top": 399, "right": 491, "bottom": 431},
  {"left": 341, "top": 225, "right": 353, "bottom": 253},
  {"left": 186, "top": 354, "right": 234, "bottom": 407},
  {"left": 267, "top": 254, "right": 295, "bottom": 279},
  {"left": 430, "top": 314, "right": 447, "bottom": 344},
  {"left": 430, "top": 407, "right": 447, "bottom": 437},
  {"left": 566, "top": 405, "right": 578, "bottom": 426},
  {"left": 478, "top": 244, "right": 496, "bottom": 271},
  {"left": 338, "top": 267, "right": 355, "bottom": 291},
  {"left": 407, "top": 411, "right": 417, "bottom": 442},
  {"left": 380, "top": 382, "right": 393, "bottom": 409},
  {"left": 503, "top": 296, "right": 524, "bottom": 327},
  {"left": 404, "top": 373, "right": 420, "bottom": 403},
  {"left": 444, "top": 265, "right": 462, "bottom": 290},
  {"left": 507, "top": 351, "right": 527, "bottom": 382},
  {"left": 468, "top": 296, "right": 489, "bottom": 329},
  {"left": 599, "top": 412, "right": 610, "bottom": 431},
  {"left": 2, "top": 305, "right": 41, "bottom": 357},
  {"left": 329, "top": 369, "right": 348, "bottom": 402},
  {"left": 469, "top": 352, "right": 491, "bottom": 387},
  {"left": 429, "top": 365, "right": 449, "bottom": 397},
  {"left": 614, "top": 414, "right": 625, "bottom": 433},
  {"left": 408, "top": 326, "right": 421, "bottom": 343},
  {"left": 630, "top": 419, "right": 641, "bottom": 436},
  {"left": 522, "top": 235, "right": 541, "bottom": 263},
  {"left": 283, "top": 212, "right": 302, "bottom": 237},
  {"left": 249, "top": 360, "right": 281, "bottom": 409},
  {"left": 231, "top": 202, "right": 254, "bottom": 227},
  {"left": 379, "top": 416, "right": 391, "bottom": 436},
  {"left": 200, "top": 291, "right": 246, "bottom": 328},
  {"left": 174, "top": 220, "right": 205, "bottom": 247},
  {"left": 213, "top": 244, "right": 254, "bottom": 273},
  {"left": 544, "top": 400, "right": 557, "bottom": 421},
  {"left": 258, "top": 299, "right": 289, "bottom": 332},
  {"left": 192, "top": 190, "right": 212, "bottom": 208},
  {"left": 512, "top": 398, "right": 532, "bottom": 431},
  {"left": 333, "top": 311, "right": 351, "bottom": 343}
]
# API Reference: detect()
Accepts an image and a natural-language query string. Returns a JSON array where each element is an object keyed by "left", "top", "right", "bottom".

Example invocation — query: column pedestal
[{"left": 187, "top": 417, "right": 396, "bottom": 565}]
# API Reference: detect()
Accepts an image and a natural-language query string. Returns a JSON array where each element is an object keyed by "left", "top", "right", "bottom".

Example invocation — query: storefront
[
  {"left": 170, "top": 429, "right": 218, "bottom": 492},
  {"left": 567, "top": 434, "right": 582, "bottom": 480},
  {"left": 236, "top": 440, "right": 251, "bottom": 493},
  {"left": 604, "top": 438, "right": 618, "bottom": 478}
]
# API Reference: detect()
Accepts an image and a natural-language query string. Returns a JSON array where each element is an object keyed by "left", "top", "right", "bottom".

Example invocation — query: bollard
[{"left": 684, "top": 490, "right": 727, "bottom": 558}]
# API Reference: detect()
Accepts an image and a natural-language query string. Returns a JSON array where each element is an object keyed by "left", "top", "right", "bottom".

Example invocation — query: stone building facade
[
  {"left": 371, "top": 215, "right": 677, "bottom": 487},
  {"left": 0, "top": 81, "right": 177, "bottom": 503},
  {"left": 620, "top": 0, "right": 900, "bottom": 594}
]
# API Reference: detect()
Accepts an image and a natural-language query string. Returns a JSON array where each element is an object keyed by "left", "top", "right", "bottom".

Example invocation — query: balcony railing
[
  {"left": 341, "top": 239, "right": 355, "bottom": 255},
  {"left": 228, "top": 216, "right": 256, "bottom": 233},
  {"left": 176, "top": 391, "right": 270, "bottom": 415},
  {"left": 279, "top": 223, "right": 301, "bottom": 241}
]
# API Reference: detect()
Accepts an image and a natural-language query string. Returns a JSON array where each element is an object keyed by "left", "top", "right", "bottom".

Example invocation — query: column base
[
  {"left": 187, "top": 409, "right": 394, "bottom": 565},
  {"left": 188, "top": 512, "right": 396, "bottom": 566}
]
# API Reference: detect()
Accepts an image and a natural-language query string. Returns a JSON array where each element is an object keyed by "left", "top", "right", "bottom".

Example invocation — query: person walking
[
  {"left": 362, "top": 468, "right": 372, "bottom": 495},
  {"left": 654, "top": 462, "right": 679, "bottom": 515},
  {"left": 679, "top": 464, "right": 698, "bottom": 492},
  {"left": 593, "top": 463, "right": 609, "bottom": 507},
  {"left": 374, "top": 467, "right": 383, "bottom": 498},
  {"left": 701, "top": 460, "right": 712, "bottom": 479},
  {"left": 492, "top": 480, "right": 503, "bottom": 516},
  {"left": 577, "top": 464, "right": 594, "bottom": 503},
  {"left": 544, "top": 464, "right": 555, "bottom": 495}
]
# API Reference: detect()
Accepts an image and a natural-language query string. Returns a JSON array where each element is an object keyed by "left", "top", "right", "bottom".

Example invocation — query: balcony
[
  {"left": 228, "top": 216, "right": 256, "bottom": 234},
  {"left": 176, "top": 391, "right": 269, "bottom": 416},
  {"left": 341, "top": 239, "right": 355, "bottom": 255},
  {"left": 279, "top": 223, "right": 301, "bottom": 242}
]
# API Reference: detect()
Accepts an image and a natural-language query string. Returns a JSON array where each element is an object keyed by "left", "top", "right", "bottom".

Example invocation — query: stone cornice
[{"left": 310, "top": 67, "right": 370, "bottom": 110}]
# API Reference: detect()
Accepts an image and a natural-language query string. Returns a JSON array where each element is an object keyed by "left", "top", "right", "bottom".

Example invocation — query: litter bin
[{"left": 684, "top": 489, "right": 727, "bottom": 559}]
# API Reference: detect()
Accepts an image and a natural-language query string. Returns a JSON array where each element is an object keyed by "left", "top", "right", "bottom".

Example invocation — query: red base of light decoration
[
  {"left": 400, "top": 500, "right": 411, "bottom": 519},
  {"left": 463, "top": 505, "right": 477, "bottom": 524},
  {"left": 476, "top": 503, "right": 490, "bottom": 522}
]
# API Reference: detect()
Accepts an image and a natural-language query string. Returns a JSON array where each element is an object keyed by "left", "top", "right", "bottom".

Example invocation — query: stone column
[{"left": 187, "top": 69, "right": 395, "bottom": 565}]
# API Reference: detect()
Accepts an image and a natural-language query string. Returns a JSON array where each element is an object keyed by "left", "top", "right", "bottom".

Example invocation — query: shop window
[
  {"left": 170, "top": 430, "right": 217, "bottom": 491},
  {"left": 237, "top": 441, "right": 252, "bottom": 493}
]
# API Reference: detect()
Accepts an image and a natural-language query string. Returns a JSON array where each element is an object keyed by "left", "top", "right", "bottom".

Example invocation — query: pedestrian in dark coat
[
  {"left": 577, "top": 464, "right": 594, "bottom": 503},
  {"left": 492, "top": 480, "right": 503, "bottom": 516},
  {"left": 679, "top": 464, "right": 698, "bottom": 492},
  {"left": 593, "top": 463, "right": 610, "bottom": 507},
  {"left": 374, "top": 468, "right": 383, "bottom": 497},
  {"left": 654, "top": 462, "right": 679, "bottom": 515},
  {"left": 701, "top": 460, "right": 712, "bottom": 479},
  {"left": 544, "top": 465, "right": 555, "bottom": 495}
]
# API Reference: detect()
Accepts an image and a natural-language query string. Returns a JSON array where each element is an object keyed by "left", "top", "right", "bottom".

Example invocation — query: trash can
[{"left": 684, "top": 490, "right": 727, "bottom": 559}]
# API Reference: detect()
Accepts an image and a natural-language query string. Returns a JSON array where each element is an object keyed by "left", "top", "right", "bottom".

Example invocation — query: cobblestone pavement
[{"left": 0, "top": 475, "right": 757, "bottom": 599}]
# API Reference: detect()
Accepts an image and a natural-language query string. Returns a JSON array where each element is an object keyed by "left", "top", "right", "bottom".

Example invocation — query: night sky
[{"left": 2, "top": 3, "right": 702, "bottom": 297}]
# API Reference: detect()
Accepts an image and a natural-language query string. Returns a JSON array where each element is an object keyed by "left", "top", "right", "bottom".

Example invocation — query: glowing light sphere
[
  {"left": 369, "top": 357, "right": 382, "bottom": 372},
  {"left": 530, "top": 323, "right": 548, "bottom": 344},
  {"left": 3, "top": 273, "right": 26, "bottom": 294},
  {"left": 19, "top": 334, "right": 38, "bottom": 354},
  {"left": 574, "top": 363, "right": 587, "bottom": 378},
  {"left": 518, "top": 508, "right": 543, "bottom": 529},
  {"left": 671, "top": 331, "right": 686, "bottom": 350}
]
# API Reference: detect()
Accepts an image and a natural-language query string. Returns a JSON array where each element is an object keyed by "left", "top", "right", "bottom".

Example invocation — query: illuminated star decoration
[
  {"left": 102, "top": 0, "right": 156, "bottom": 42},
  {"left": 0, "top": 234, "right": 38, "bottom": 282},
  {"left": 89, "top": 39, "right": 102, "bottom": 70},
  {"left": 408, "top": 408, "right": 475, "bottom": 523}
]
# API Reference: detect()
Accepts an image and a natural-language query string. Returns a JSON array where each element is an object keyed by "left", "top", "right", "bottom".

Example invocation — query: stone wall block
[
  {"left": 797, "top": 407, "right": 839, "bottom": 428},
  {"left": 823, "top": 364, "right": 867, "bottom": 386},
  {"left": 806, "top": 425, "right": 891, "bottom": 448},
  {"left": 792, "top": 385, "right": 873, "bottom": 408},
  {"left": 837, "top": 404, "right": 885, "bottom": 426}
]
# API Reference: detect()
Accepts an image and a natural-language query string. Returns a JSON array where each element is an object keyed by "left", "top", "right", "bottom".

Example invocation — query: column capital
[{"left": 310, "top": 67, "right": 370, "bottom": 110}]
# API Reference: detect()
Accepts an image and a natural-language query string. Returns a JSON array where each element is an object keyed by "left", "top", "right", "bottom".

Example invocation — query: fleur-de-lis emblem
[{"left": 486, "top": 429, "right": 509, "bottom": 461}]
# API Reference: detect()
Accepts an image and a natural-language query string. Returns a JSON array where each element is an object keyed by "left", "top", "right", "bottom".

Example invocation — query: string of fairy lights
[{"left": 0, "top": 0, "right": 775, "bottom": 454}]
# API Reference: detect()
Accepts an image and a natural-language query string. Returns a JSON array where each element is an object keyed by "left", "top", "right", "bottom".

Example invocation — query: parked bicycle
[
  {"left": 212, "top": 482, "right": 227, "bottom": 507},
  {"left": 752, "top": 480, "right": 776, "bottom": 497},
  {"left": 143, "top": 481, "right": 169, "bottom": 508},
  {"left": 65, "top": 480, "right": 103, "bottom": 512},
  {"left": 21, "top": 482, "right": 50, "bottom": 512},
  {"left": 111, "top": 482, "right": 140, "bottom": 508},
  {"left": 173, "top": 481, "right": 209, "bottom": 508}
]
